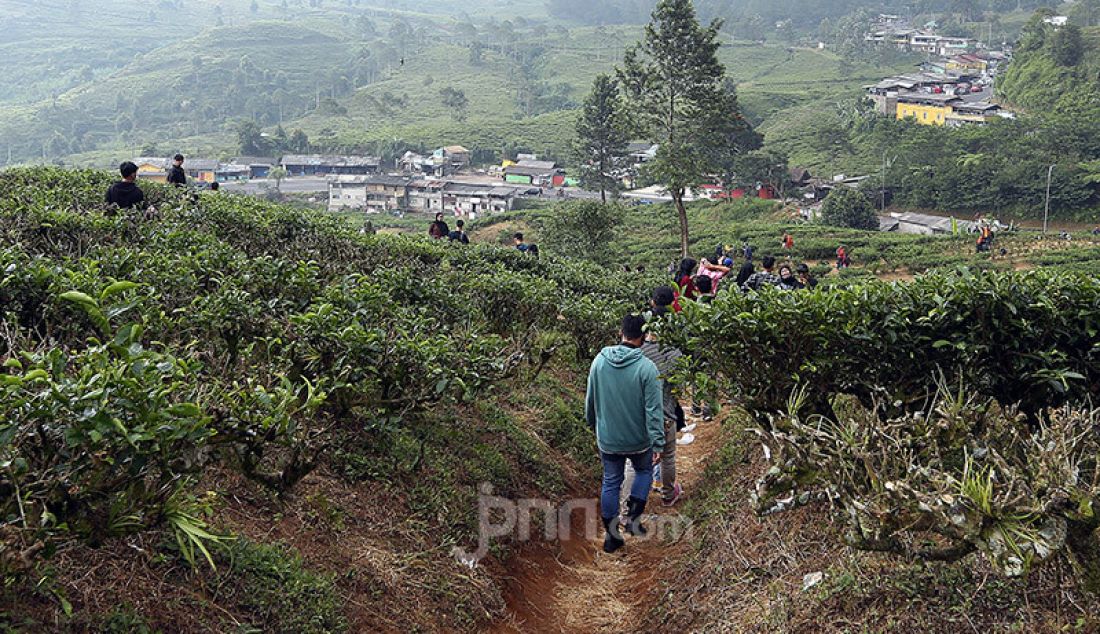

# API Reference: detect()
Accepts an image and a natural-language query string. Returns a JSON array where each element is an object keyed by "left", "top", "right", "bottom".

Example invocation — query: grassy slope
[
  {"left": 290, "top": 36, "right": 915, "bottom": 165},
  {"left": 0, "top": 0, "right": 220, "bottom": 107},
  {"left": 16, "top": 20, "right": 915, "bottom": 169},
  {"left": 0, "top": 19, "right": 356, "bottom": 161}
]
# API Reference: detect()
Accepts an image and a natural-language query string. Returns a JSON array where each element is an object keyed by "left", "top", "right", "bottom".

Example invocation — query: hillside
[
  {"left": 0, "top": 0, "right": 252, "bottom": 108},
  {"left": 0, "top": 20, "right": 357, "bottom": 161},
  {"left": 998, "top": 23, "right": 1100, "bottom": 110},
  {"left": 2, "top": 169, "right": 1100, "bottom": 632},
  {"left": 0, "top": 167, "right": 648, "bottom": 631},
  {"left": 470, "top": 199, "right": 1100, "bottom": 279}
]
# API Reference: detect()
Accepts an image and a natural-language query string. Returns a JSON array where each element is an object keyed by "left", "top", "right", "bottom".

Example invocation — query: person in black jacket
[
  {"left": 167, "top": 154, "right": 186, "bottom": 187},
  {"left": 105, "top": 162, "right": 145, "bottom": 210},
  {"left": 448, "top": 219, "right": 470, "bottom": 244},
  {"left": 734, "top": 257, "right": 755, "bottom": 288}
]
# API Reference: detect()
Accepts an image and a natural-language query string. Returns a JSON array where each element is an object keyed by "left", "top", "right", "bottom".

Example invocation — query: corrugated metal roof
[
  {"left": 515, "top": 159, "right": 557, "bottom": 170},
  {"left": 281, "top": 155, "right": 381, "bottom": 167}
]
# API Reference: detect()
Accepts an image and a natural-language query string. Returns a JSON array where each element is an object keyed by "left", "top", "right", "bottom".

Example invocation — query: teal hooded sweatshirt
[{"left": 585, "top": 344, "right": 666, "bottom": 455}]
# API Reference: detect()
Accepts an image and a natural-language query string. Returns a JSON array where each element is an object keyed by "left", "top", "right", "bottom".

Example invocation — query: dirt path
[{"left": 489, "top": 412, "right": 723, "bottom": 633}]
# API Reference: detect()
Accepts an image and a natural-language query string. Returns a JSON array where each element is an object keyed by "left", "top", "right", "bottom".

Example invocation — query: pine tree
[
  {"left": 572, "top": 74, "right": 629, "bottom": 203},
  {"left": 618, "top": 0, "right": 758, "bottom": 256}
]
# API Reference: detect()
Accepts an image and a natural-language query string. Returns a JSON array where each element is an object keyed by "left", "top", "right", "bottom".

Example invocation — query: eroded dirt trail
[{"left": 489, "top": 413, "right": 722, "bottom": 633}]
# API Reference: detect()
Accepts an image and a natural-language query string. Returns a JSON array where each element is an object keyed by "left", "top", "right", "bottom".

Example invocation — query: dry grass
[{"left": 641, "top": 414, "right": 1100, "bottom": 633}]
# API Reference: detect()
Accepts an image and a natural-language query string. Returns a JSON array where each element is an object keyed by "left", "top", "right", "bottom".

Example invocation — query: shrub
[
  {"left": 541, "top": 200, "right": 624, "bottom": 262},
  {"left": 662, "top": 268, "right": 1100, "bottom": 423},
  {"left": 214, "top": 540, "right": 347, "bottom": 633},
  {"left": 754, "top": 388, "right": 1100, "bottom": 585},
  {"left": 820, "top": 187, "right": 879, "bottom": 230},
  {"left": 1, "top": 289, "right": 210, "bottom": 577}
]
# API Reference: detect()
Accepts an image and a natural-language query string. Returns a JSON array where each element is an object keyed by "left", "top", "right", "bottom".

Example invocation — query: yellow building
[
  {"left": 895, "top": 94, "right": 961, "bottom": 126},
  {"left": 133, "top": 157, "right": 167, "bottom": 182},
  {"left": 945, "top": 54, "right": 988, "bottom": 73}
]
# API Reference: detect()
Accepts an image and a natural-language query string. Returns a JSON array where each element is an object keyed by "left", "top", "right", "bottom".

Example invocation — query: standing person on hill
[
  {"left": 651, "top": 286, "right": 676, "bottom": 313},
  {"left": 448, "top": 219, "right": 470, "bottom": 244},
  {"left": 167, "top": 154, "right": 187, "bottom": 187},
  {"left": 836, "top": 245, "right": 850, "bottom": 269},
  {"left": 429, "top": 212, "right": 450, "bottom": 239},
  {"left": 620, "top": 305, "right": 686, "bottom": 516},
  {"left": 742, "top": 238, "right": 755, "bottom": 261},
  {"left": 735, "top": 256, "right": 755, "bottom": 288},
  {"left": 782, "top": 232, "right": 794, "bottom": 251},
  {"left": 104, "top": 161, "right": 145, "bottom": 210},
  {"left": 697, "top": 257, "right": 732, "bottom": 293},
  {"left": 743, "top": 255, "right": 781, "bottom": 292},
  {"left": 641, "top": 306, "right": 684, "bottom": 507},
  {"left": 585, "top": 314, "right": 665, "bottom": 554},
  {"left": 513, "top": 232, "right": 530, "bottom": 252},
  {"left": 673, "top": 258, "right": 698, "bottom": 301}
]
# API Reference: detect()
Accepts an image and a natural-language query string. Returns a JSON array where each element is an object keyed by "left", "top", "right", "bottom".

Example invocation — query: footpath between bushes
[{"left": 488, "top": 410, "right": 723, "bottom": 633}]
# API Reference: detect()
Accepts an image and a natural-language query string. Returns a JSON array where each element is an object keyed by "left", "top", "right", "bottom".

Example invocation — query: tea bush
[
  {"left": 0, "top": 167, "right": 648, "bottom": 584},
  {"left": 662, "top": 268, "right": 1100, "bottom": 422}
]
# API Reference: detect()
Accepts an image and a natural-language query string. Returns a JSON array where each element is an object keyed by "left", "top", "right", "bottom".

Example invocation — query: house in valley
[
  {"left": 133, "top": 157, "right": 168, "bottom": 182},
  {"left": 443, "top": 182, "right": 516, "bottom": 216},
  {"left": 406, "top": 179, "right": 447, "bottom": 213},
  {"left": 327, "top": 175, "right": 412, "bottom": 214},
  {"left": 895, "top": 93, "right": 962, "bottom": 126},
  {"left": 890, "top": 211, "right": 974, "bottom": 235},
  {"left": 946, "top": 101, "right": 1002, "bottom": 126},
  {"left": 439, "top": 145, "right": 471, "bottom": 169},
  {"left": 216, "top": 163, "right": 251, "bottom": 182},
  {"left": 504, "top": 160, "right": 565, "bottom": 187},
  {"left": 281, "top": 155, "right": 381, "bottom": 177},
  {"left": 231, "top": 156, "right": 276, "bottom": 179},
  {"left": 183, "top": 159, "right": 219, "bottom": 183}
]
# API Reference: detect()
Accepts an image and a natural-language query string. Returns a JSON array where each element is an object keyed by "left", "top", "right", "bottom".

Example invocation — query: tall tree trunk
[
  {"left": 600, "top": 185, "right": 607, "bottom": 204},
  {"left": 674, "top": 189, "right": 690, "bottom": 256}
]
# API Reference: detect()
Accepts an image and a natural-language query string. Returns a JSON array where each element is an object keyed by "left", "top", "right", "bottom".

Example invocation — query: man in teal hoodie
[{"left": 585, "top": 314, "right": 666, "bottom": 553}]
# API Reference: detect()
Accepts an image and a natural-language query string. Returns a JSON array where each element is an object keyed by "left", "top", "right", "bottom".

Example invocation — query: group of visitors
[
  {"left": 671, "top": 250, "right": 818, "bottom": 304},
  {"left": 428, "top": 212, "right": 470, "bottom": 244},
  {"left": 105, "top": 154, "right": 198, "bottom": 211},
  {"left": 586, "top": 243, "right": 834, "bottom": 553},
  {"left": 512, "top": 232, "right": 539, "bottom": 257}
]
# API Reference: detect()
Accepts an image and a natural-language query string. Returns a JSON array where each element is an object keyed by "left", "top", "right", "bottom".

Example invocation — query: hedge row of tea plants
[
  {"left": 0, "top": 168, "right": 647, "bottom": 585},
  {"left": 662, "top": 268, "right": 1100, "bottom": 422},
  {"left": 660, "top": 267, "right": 1100, "bottom": 584}
]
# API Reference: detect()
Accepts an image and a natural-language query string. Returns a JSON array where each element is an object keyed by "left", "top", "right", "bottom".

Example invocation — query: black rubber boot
[
  {"left": 602, "top": 516, "right": 625, "bottom": 553},
  {"left": 625, "top": 496, "right": 648, "bottom": 537}
]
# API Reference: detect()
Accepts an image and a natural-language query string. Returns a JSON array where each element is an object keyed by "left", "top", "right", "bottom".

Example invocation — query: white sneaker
[
  {"left": 677, "top": 433, "right": 696, "bottom": 446},
  {"left": 682, "top": 423, "right": 697, "bottom": 433}
]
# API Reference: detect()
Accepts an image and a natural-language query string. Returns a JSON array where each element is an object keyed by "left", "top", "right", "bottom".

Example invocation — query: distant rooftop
[{"left": 281, "top": 155, "right": 380, "bottom": 167}]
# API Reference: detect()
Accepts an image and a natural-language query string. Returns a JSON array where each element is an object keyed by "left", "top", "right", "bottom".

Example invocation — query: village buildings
[
  {"left": 280, "top": 155, "right": 381, "bottom": 177},
  {"left": 504, "top": 159, "right": 566, "bottom": 187},
  {"left": 327, "top": 176, "right": 522, "bottom": 216}
]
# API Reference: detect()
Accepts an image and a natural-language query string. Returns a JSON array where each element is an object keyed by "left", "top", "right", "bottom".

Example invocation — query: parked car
[{"left": 970, "top": 85, "right": 984, "bottom": 93}]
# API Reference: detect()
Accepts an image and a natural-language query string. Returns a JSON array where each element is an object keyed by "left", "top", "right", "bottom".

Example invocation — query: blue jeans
[{"left": 600, "top": 450, "right": 653, "bottom": 520}]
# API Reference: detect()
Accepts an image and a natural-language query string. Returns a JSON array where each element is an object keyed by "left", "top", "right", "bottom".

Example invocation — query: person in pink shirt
[{"left": 695, "top": 257, "right": 733, "bottom": 292}]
